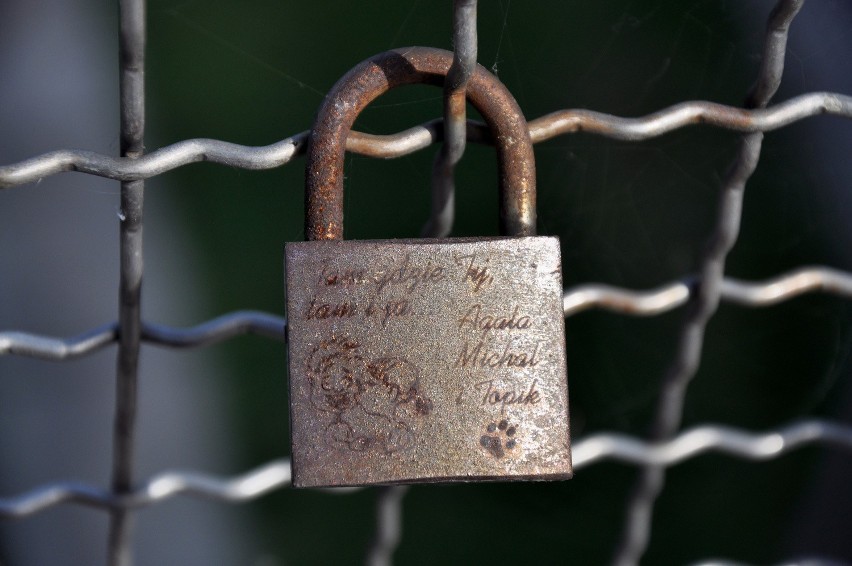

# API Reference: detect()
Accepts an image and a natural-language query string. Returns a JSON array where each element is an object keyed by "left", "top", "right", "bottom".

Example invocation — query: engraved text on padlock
[
  {"left": 285, "top": 47, "right": 571, "bottom": 487},
  {"left": 287, "top": 237, "right": 570, "bottom": 485}
]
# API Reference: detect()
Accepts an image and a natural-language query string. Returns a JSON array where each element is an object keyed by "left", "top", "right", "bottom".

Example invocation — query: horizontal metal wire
[
  {"left": 3, "top": 267, "right": 849, "bottom": 361},
  {"left": 1, "top": 419, "right": 848, "bottom": 518},
  {"left": 528, "top": 91, "right": 851, "bottom": 142},
  {"left": 0, "top": 323, "right": 119, "bottom": 360},
  {"left": 563, "top": 266, "right": 852, "bottom": 316},
  {"left": 692, "top": 559, "right": 850, "bottom": 566},
  {"left": 141, "top": 310, "right": 286, "bottom": 347},
  {"left": 1, "top": 92, "right": 850, "bottom": 189},
  {"left": 573, "top": 420, "right": 852, "bottom": 468},
  {"left": 0, "top": 459, "right": 293, "bottom": 518},
  {"left": 0, "top": 311, "right": 286, "bottom": 361}
]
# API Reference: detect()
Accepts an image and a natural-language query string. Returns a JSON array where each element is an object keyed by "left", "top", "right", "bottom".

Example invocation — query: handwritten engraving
[
  {"left": 286, "top": 238, "right": 572, "bottom": 485},
  {"left": 320, "top": 254, "right": 446, "bottom": 294},
  {"left": 457, "top": 304, "right": 532, "bottom": 335},
  {"left": 475, "top": 379, "right": 540, "bottom": 414},
  {"left": 304, "top": 296, "right": 414, "bottom": 326},
  {"left": 305, "top": 296, "right": 358, "bottom": 320},
  {"left": 320, "top": 265, "right": 367, "bottom": 287},
  {"left": 373, "top": 255, "right": 446, "bottom": 294},
  {"left": 366, "top": 297, "right": 412, "bottom": 327},
  {"left": 454, "top": 339, "right": 543, "bottom": 369},
  {"left": 306, "top": 336, "right": 432, "bottom": 453},
  {"left": 454, "top": 253, "right": 493, "bottom": 292}
]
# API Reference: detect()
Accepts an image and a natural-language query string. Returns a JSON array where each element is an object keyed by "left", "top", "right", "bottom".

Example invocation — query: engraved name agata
[{"left": 458, "top": 304, "right": 532, "bottom": 335}]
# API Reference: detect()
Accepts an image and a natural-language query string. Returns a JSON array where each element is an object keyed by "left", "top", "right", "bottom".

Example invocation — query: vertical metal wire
[
  {"left": 365, "top": 3, "right": 479, "bottom": 563},
  {"left": 368, "top": 3, "right": 479, "bottom": 560},
  {"left": 366, "top": 486, "right": 410, "bottom": 566},
  {"left": 3, "top": 1, "right": 847, "bottom": 563},
  {"left": 108, "top": 0, "right": 146, "bottom": 564},
  {"left": 422, "top": 0, "right": 477, "bottom": 238},
  {"left": 611, "top": 2, "right": 805, "bottom": 565}
]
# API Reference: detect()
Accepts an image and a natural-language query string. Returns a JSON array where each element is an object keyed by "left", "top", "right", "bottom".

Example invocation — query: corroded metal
[
  {"left": 286, "top": 237, "right": 571, "bottom": 487},
  {"left": 291, "top": 44, "right": 569, "bottom": 487},
  {"left": 305, "top": 46, "right": 536, "bottom": 240}
]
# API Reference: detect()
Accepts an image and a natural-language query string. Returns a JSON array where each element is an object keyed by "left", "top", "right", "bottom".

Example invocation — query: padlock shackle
[{"left": 306, "top": 47, "right": 536, "bottom": 241}]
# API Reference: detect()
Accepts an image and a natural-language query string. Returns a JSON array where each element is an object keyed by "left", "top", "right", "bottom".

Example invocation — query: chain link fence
[{"left": 2, "top": 0, "right": 852, "bottom": 564}]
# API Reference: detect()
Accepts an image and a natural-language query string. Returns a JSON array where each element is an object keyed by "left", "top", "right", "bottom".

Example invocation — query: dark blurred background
[{"left": 2, "top": 0, "right": 852, "bottom": 564}]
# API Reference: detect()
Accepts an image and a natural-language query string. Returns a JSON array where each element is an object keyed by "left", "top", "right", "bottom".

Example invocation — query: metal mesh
[{"left": 2, "top": 0, "right": 852, "bottom": 564}]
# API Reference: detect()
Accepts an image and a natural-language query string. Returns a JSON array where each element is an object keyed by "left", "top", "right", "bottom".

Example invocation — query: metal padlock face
[{"left": 285, "top": 236, "right": 571, "bottom": 487}]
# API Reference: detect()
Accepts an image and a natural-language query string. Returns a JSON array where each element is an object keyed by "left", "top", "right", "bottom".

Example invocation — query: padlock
[{"left": 285, "top": 47, "right": 571, "bottom": 487}]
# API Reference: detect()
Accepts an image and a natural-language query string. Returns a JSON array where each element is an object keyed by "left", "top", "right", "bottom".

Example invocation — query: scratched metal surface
[
  {"left": 285, "top": 237, "right": 570, "bottom": 486},
  {"left": 4, "top": 0, "right": 852, "bottom": 565}
]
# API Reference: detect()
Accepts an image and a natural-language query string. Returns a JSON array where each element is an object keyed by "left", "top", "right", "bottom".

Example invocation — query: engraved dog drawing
[{"left": 305, "top": 336, "right": 433, "bottom": 453}]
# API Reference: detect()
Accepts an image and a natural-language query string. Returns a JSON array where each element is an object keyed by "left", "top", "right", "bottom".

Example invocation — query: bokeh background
[{"left": 2, "top": 0, "right": 852, "bottom": 564}]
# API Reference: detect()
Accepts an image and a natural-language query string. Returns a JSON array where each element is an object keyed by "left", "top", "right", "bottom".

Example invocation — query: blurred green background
[
  {"left": 146, "top": 1, "right": 852, "bottom": 564},
  {"left": 11, "top": 0, "right": 849, "bottom": 564}
]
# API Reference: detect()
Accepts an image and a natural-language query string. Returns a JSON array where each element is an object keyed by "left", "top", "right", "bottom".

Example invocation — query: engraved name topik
[{"left": 476, "top": 378, "right": 541, "bottom": 414}]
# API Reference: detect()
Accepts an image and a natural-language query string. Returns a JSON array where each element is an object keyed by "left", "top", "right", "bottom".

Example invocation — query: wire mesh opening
[{"left": 2, "top": 0, "right": 852, "bottom": 564}]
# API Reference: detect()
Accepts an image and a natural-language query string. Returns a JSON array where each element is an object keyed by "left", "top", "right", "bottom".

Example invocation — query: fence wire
[
  {"left": 3, "top": 419, "right": 852, "bottom": 518},
  {"left": 613, "top": 1, "right": 804, "bottom": 563},
  {"left": 1, "top": 91, "right": 850, "bottom": 188},
  {"left": 2, "top": 0, "right": 852, "bottom": 564}
]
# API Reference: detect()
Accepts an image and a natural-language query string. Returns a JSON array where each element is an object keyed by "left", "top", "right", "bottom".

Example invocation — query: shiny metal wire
[
  {"left": 2, "top": 0, "right": 852, "bottom": 565},
  {"left": 612, "top": 2, "right": 808, "bottom": 565},
  {"left": 4, "top": 419, "right": 851, "bottom": 518},
  {"left": 4, "top": 267, "right": 852, "bottom": 360},
  {"left": 1, "top": 92, "right": 850, "bottom": 190}
]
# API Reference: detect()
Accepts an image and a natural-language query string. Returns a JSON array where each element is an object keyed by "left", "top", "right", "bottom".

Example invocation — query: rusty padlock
[{"left": 285, "top": 47, "right": 571, "bottom": 487}]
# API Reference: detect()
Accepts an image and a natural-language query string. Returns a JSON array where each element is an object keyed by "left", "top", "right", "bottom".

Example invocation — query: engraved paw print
[{"left": 479, "top": 419, "right": 517, "bottom": 458}]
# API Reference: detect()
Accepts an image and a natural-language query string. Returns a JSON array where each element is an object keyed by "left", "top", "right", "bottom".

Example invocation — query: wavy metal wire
[
  {"left": 3, "top": 1, "right": 852, "bottom": 565},
  {"left": 613, "top": 2, "right": 808, "bottom": 565},
  {"left": 3, "top": 419, "right": 851, "bottom": 518},
  {"left": 0, "top": 92, "right": 850, "bottom": 189},
  {"left": 3, "top": 268, "right": 852, "bottom": 520},
  {"left": 2, "top": 145, "right": 852, "bottom": 564},
  {"left": 691, "top": 559, "right": 848, "bottom": 566},
  {"left": 3, "top": 267, "right": 852, "bottom": 360}
]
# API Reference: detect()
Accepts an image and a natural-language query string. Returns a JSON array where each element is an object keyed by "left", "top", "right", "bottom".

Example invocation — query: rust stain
[{"left": 304, "top": 47, "right": 536, "bottom": 241}]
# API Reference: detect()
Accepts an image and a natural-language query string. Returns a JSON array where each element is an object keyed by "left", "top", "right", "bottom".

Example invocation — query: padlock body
[{"left": 285, "top": 236, "right": 571, "bottom": 487}]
